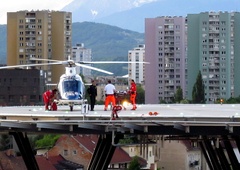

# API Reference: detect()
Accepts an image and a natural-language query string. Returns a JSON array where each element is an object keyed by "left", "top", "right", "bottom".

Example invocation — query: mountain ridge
[
  {"left": 66, "top": 0, "right": 240, "bottom": 32},
  {"left": 62, "top": 0, "right": 158, "bottom": 24}
]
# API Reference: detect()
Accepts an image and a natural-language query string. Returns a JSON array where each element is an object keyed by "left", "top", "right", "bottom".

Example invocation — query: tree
[
  {"left": 192, "top": 71, "right": 205, "bottom": 103},
  {"left": 136, "top": 84, "right": 145, "bottom": 104},
  {"left": 119, "top": 135, "right": 139, "bottom": 144},
  {"left": 35, "top": 134, "right": 60, "bottom": 149},
  {"left": 0, "top": 134, "right": 11, "bottom": 150},
  {"left": 128, "top": 156, "right": 141, "bottom": 170},
  {"left": 174, "top": 87, "right": 183, "bottom": 103}
]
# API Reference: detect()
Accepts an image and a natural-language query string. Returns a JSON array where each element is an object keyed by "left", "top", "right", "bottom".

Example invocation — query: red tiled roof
[
  {"left": 72, "top": 134, "right": 99, "bottom": 153},
  {"left": 111, "top": 147, "right": 132, "bottom": 164},
  {"left": 36, "top": 154, "right": 84, "bottom": 170},
  {"left": 47, "top": 155, "right": 65, "bottom": 164},
  {"left": 36, "top": 155, "right": 58, "bottom": 170}
]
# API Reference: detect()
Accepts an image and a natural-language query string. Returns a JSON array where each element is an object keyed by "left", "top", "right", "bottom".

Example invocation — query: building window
[
  {"left": 63, "top": 150, "right": 68, "bottom": 156},
  {"left": 0, "top": 96, "right": 5, "bottom": 101},
  {"left": 119, "top": 163, "right": 127, "bottom": 168},
  {"left": 73, "top": 150, "right": 77, "bottom": 155},
  {"left": 9, "top": 95, "right": 14, "bottom": 102},
  {"left": 37, "top": 36, "right": 42, "bottom": 40},
  {"left": 30, "top": 95, "right": 36, "bottom": 101}
]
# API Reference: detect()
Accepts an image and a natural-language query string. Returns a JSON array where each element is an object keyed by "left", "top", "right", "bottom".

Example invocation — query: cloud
[
  {"left": 0, "top": 0, "right": 73, "bottom": 24},
  {"left": 133, "top": 0, "right": 159, "bottom": 7}
]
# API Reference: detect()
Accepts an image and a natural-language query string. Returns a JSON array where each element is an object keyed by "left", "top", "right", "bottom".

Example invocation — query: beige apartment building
[{"left": 7, "top": 10, "right": 72, "bottom": 84}]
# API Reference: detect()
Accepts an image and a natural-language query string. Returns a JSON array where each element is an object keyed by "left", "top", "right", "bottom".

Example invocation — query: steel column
[
  {"left": 215, "top": 143, "right": 231, "bottom": 170},
  {"left": 232, "top": 135, "right": 240, "bottom": 152},
  {"left": 88, "top": 134, "right": 123, "bottom": 170},
  {"left": 87, "top": 135, "right": 104, "bottom": 169},
  {"left": 222, "top": 136, "right": 240, "bottom": 169},
  {"left": 203, "top": 137, "right": 222, "bottom": 170},
  {"left": 199, "top": 141, "right": 214, "bottom": 170},
  {"left": 9, "top": 132, "right": 39, "bottom": 170}
]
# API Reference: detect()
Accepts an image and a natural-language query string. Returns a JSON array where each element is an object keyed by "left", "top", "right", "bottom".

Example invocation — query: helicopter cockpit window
[{"left": 63, "top": 80, "right": 82, "bottom": 93}]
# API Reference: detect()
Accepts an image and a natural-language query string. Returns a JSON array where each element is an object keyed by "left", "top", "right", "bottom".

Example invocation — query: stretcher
[
  {"left": 111, "top": 91, "right": 128, "bottom": 120},
  {"left": 115, "top": 90, "right": 128, "bottom": 110}
]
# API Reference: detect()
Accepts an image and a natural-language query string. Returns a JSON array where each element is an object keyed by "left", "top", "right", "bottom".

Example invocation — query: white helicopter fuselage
[{"left": 57, "top": 67, "right": 87, "bottom": 107}]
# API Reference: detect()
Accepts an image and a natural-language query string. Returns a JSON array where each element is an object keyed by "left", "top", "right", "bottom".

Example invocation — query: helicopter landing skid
[{"left": 56, "top": 99, "right": 88, "bottom": 111}]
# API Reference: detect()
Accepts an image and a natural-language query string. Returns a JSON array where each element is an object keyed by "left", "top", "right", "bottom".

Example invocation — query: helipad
[
  {"left": 0, "top": 104, "right": 239, "bottom": 120},
  {"left": 0, "top": 104, "right": 239, "bottom": 135}
]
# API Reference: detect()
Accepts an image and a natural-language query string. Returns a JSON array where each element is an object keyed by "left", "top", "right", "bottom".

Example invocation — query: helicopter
[
  {"left": 0, "top": 57, "right": 149, "bottom": 111},
  {"left": 32, "top": 57, "right": 115, "bottom": 111}
]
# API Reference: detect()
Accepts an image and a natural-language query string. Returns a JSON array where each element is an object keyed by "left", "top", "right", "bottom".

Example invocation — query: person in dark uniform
[{"left": 88, "top": 80, "right": 97, "bottom": 111}]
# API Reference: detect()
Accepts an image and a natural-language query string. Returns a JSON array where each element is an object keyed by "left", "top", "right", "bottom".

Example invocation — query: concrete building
[
  {"left": 158, "top": 140, "right": 202, "bottom": 170},
  {"left": 121, "top": 143, "right": 158, "bottom": 169},
  {"left": 145, "top": 16, "right": 187, "bottom": 104},
  {"left": 128, "top": 44, "right": 146, "bottom": 84},
  {"left": 72, "top": 43, "right": 92, "bottom": 76},
  {"left": 187, "top": 12, "right": 240, "bottom": 103},
  {"left": 7, "top": 10, "right": 72, "bottom": 84},
  {"left": 0, "top": 69, "right": 45, "bottom": 106}
]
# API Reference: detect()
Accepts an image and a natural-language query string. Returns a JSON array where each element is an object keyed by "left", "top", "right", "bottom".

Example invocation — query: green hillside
[
  {"left": 72, "top": 22, "right": 144, "bottom": 75},
  {"left": 0, "top": 22, "right": 144, "bottom": 76}
]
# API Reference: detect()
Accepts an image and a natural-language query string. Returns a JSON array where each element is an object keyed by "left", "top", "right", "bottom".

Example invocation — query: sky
[{"left": 0, "top": 0, "right": 73, "bottom": 24}]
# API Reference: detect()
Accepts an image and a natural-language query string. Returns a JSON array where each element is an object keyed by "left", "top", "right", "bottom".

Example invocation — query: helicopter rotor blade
[
  {"left": 30, "top": 57, "right": 75, "bottom": 65},
  {"left": 29, "top": 58, "right": 62, "bottom": 62},
  {"left": 75, "top": 63, "right": 113, "bottom": 75},
  {"left": 0, "top": 62, "right": 62, "bottom": 69},
  {"left": 79, "top": 61, "right": 150, "bottom": 64}
]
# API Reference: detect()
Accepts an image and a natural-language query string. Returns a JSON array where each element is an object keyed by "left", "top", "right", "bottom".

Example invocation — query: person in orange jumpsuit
[
  {"left": 43, "top": 89, "right": 58, "bottom": 111},
  {"left": 129, "top": 79, "right": 137, "bottom": 110},
  {"left": 104, "top": 80, "right": 116, "bottom": 111}
]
